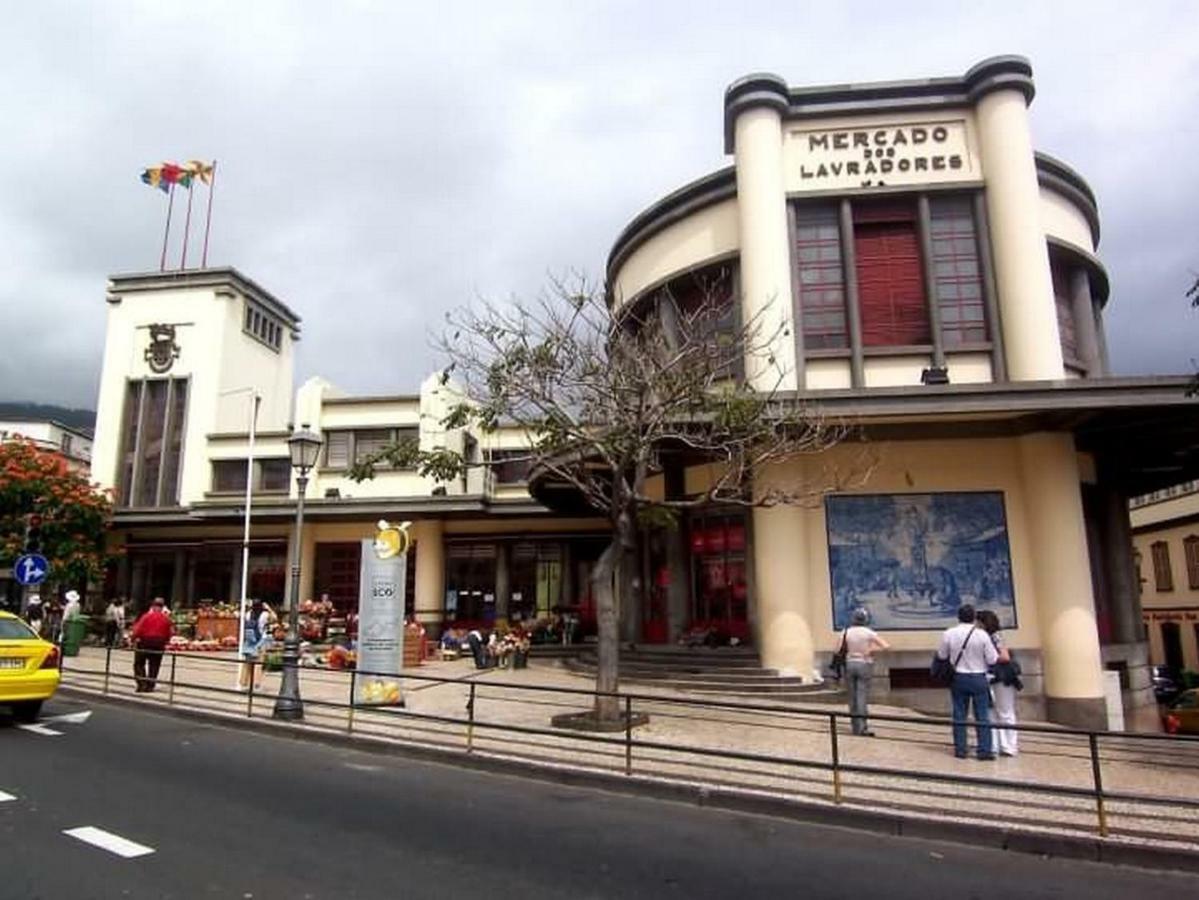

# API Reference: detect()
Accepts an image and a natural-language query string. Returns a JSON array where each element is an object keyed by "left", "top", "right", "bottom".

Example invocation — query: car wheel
[{"left": 11, "top": 701, "right": 43, "bottom": 724}]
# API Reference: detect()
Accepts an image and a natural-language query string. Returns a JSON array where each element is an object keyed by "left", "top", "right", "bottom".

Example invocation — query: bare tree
[{"left": 352, "top": 271, "right": 865, "bottom": 724}]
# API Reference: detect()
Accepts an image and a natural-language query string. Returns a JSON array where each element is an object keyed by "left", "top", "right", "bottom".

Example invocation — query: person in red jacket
[{"left": 130, "top": 597, "right": 174, "bottom": 692}]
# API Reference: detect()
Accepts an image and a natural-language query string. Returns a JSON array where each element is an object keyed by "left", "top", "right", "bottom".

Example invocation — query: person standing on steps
[
  {"left": 843, "top": 607, "right": 890, "bottom": 737},
  {"left": 978, "top": 609, "right": 1021, "bottom": 757},
  {"left": 936, "top": 603, "right": 999, "bottom": 759}
]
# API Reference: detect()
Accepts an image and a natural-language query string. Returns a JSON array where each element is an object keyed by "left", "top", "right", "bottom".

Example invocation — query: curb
[{"left": 59, "top": 686, "right": 1199, "bottom": 875}]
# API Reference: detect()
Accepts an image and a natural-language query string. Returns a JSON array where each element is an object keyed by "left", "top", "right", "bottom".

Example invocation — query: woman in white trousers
[{"left": 978, "top": 609, "right": 1018, "bottom": 757}]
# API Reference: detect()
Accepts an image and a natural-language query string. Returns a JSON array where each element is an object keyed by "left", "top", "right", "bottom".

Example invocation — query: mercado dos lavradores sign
[
  {"left": 355, "top": 520, "right": 411, "bottom": 706},
  {"left": 786, "top": 119, "right": 979, "bottom": 191}
]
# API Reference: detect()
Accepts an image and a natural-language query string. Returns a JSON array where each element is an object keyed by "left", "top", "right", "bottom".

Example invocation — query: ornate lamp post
[{"left": 273, "top": 426, "right": 323, "bottom": 721}]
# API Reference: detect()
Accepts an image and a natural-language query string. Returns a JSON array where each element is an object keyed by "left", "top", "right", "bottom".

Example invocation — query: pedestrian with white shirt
[
  {"left": 936, "top": 603, "right": 999, "bottom": 759},
  {"left": 842, "top": 607, "right": 890, "bottom": 737}
]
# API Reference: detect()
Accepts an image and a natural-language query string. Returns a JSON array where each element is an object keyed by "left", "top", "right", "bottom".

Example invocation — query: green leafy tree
[
  {"left": 0, "top": 439, "right": 114, "bottom": 597},
  {"left": 352, "top": 275, "right": 865, "bottom": 722}
]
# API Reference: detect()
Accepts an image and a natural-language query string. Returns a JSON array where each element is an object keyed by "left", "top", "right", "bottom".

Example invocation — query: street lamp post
[{"left": 273, "top": 426, "right": 323, "bottom": 721}]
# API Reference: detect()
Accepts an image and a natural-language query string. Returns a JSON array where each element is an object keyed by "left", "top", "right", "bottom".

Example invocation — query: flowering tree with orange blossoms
[{"left": 0, "top": 439, "right": 113, "bottom": 589}]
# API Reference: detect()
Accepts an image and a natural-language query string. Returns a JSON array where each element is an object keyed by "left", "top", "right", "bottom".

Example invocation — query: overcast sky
[{"left": 1, "top": 1, "right": 1197, "bottom": 409}]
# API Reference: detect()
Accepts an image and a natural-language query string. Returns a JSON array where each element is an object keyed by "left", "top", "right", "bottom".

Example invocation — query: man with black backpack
[{"left": 935, "top": 603, "right": 999, "bottom": 760}]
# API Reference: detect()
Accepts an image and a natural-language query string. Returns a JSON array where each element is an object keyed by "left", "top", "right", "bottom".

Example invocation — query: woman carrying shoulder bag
[
  {"left": 978, "top": 609, "right": 1020, "bottom": 757},
  {"left": 843, "top": 607, "right": 890, "bottom": 737}
]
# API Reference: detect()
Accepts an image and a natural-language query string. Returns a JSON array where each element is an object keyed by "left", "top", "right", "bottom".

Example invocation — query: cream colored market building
[{"left": 89, "top": 57, "right": 1198, "bottom": 729}]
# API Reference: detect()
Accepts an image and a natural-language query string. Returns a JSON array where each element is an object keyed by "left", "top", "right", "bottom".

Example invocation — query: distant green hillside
[{"left": 0, "top": 402, "right": 96, "bottom": 434}]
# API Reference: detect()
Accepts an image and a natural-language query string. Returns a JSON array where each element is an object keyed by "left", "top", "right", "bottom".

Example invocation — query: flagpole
[
  {"left": 180, "top": 181, "right": 195, "bottom": 270},
  {"left": 159, "top": 183, "right": 176, "bottom": 272},
  {"left": 201, "top": 160, "right": 218, "bottom": 269},
  {"left": 237, "top": 392, "right": 261, "bottom": 664}
]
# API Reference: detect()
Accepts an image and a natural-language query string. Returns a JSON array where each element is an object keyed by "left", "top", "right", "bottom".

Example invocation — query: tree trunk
[{"left": 591, "top": 537, "right": 622, "bottom": 722}]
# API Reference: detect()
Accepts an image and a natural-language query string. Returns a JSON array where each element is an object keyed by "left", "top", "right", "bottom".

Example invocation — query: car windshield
[{"left": 0, "top": 619, "right": 37, "bottom": 640}]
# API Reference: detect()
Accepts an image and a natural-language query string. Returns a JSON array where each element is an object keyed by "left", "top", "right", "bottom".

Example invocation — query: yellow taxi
[{"left": 0, "top": 611, "right": 60, "bottom": 722}]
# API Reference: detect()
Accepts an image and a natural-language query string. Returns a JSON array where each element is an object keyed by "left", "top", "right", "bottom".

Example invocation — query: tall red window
[
  {"left": 854, "top": 202, "right": 930, "bottom": 347},
  {"left": 929, "top": 196, "right": 987, "bottom": 346},
  {"left": 794, "top": 204, "right": 848, "bottom": 349}
]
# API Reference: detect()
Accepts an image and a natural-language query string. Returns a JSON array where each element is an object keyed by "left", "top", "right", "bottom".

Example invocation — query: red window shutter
[{"left": 854, "top": 222, "right": 930, "bottom": 346}]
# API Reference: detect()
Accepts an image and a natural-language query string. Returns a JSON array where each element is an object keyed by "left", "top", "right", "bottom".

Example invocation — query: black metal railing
[{"left": 65, "top": 646, "right": 1199, "bottom": 845}]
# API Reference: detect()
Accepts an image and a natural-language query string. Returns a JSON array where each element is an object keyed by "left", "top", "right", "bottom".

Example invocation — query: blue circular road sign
[{"left": 13, "top": 553, "right": 49, "bottom": 586}]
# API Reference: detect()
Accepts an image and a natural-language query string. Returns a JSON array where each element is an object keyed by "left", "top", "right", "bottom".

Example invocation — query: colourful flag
[
  {"left": 185, "top": 160, "right": 215, "bottom": 185},
  {"left": 140, "top": 166, "right": 169, "bottom": 193}
]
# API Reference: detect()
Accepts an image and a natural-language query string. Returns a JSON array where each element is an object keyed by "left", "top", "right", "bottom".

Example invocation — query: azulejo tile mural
[{"left": 826, "top": 492, "right": 1016, "bottom": 631}]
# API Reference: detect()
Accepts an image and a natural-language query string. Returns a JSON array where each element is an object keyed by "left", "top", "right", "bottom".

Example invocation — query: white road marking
[
  {"left": 63, "top": 826, "right": 155, "bottom": 858},
  {"left": 18, "top": 724, "right": 62, "bottom": 736},
  {"left": 44, "top": 710, "right": 92, "bottom": 725},
  {"left": 0, "top": 790, "right": 16, "bottom": 802}
]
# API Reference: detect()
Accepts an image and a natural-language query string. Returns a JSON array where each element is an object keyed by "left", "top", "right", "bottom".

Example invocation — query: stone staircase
[{"left": 562, "top": 645, "right": 839, "bottom": 702}]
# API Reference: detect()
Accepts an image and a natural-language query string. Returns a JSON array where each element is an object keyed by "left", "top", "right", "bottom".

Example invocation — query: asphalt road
[{"left": 0, "top": 698, "right": 1195, "bottom": 900}]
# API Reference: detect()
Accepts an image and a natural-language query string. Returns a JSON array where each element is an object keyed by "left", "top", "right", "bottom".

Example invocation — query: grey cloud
[{"left": 1, "top": 1, "right": 1197, "bottom": 409}]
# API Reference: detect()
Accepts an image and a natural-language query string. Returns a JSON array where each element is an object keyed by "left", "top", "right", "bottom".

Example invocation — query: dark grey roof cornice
[
  {"left": 723, "top": 55, "right": 1035, "bottom": 153},
  {"left": 1047, "top": 236, "right": 1110, "bottom": 306},
  {"left": 605, "top": 167, "right": 736, "bottom": 288},
  {"left": 113, "top": 493, "right": 553, "bottom": 527},
  {"left": 107, "top": 267, "right": 302, "bottom": 331},
  {"left": 1035, "top": 152, "right": 1100, "bottom": 246}
]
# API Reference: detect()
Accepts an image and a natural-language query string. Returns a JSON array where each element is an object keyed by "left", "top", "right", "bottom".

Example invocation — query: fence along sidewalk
[{"left": 60, "top": 645, "right": 1199, "bottom": 850}]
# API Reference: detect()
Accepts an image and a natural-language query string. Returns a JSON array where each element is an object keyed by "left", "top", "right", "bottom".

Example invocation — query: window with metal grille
[
  {"left": 116, "top": 377, "right": 188, "bottom": 508},
  {"left": 1051, "top": 258, "right": 1079, "bottom": 363},
  {"left": 1151, "top": 540, "right": 1174, "bottom": 592},
  {"left": 854, "top": 201, "right": 930, "bottom": 346},
  {"left": 654, "top": 263, "right": 739, "bottom": 375},
  {"left": 325, "top": 432, "right": 350, "bottom": 468},
  {"left": 259, "top": 458, "right": 291, "bottom": 492},
  {"left": 929, "top": 196, "right": 986, "bottom": 346},
  {"left": 211, "top": 459, "right": 248, "bottom": 493},
  {"left": 794, "top": 204, "right": 848, "bottom": 349},
  {"left": 1185, "top": 536, "right": 1199, "bottom": 590}
]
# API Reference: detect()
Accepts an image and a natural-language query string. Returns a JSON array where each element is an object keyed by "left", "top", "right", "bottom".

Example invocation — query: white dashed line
[
  {"left": 17, "top": 724, "right": 63, "bottom": 736},
  {"left": 63, "top": 826, "right": 156, "bottom": 858},
  {"left": 0, "top": 790, "right": 15, "bottom": 802}
]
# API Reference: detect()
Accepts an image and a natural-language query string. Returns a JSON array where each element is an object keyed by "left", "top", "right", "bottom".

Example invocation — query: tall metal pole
[
  {"left": 237, "top": 394, "right": 260, "bottom": 658},
  {"left": 273, "top": 472, "right": 309, "bottom": 720},
  {"left": 200, "top": 160, "right": 218, "bottom": 269},
  {"left": 159, "top": 183, "right": 176, "bottom": 272}
]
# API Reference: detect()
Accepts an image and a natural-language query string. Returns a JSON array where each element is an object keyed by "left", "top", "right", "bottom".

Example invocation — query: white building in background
[{"left": 0, "top": 419, "right": 93, "bottom": 471}]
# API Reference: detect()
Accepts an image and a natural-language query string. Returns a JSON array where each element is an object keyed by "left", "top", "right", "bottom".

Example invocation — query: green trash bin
[{"left": 61, "top": 616, "right": 89, "bottom": 657}]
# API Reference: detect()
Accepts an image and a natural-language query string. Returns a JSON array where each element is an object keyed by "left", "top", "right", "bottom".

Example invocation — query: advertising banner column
[{"left": 356, "top": 520, "right": 410, "bottom": 705}]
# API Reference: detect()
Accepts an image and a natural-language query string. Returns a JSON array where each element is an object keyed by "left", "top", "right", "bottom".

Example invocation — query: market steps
[{"left": 562, "top": 646, "right": 837, "bottom": 700}]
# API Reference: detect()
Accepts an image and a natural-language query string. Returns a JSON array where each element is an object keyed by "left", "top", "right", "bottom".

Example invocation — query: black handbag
[
  {"left": 827, "top": 630, "right": 849, "bottom": 680},
  {"left": 930, "top": 626, "right": 976, "bottom": 685}
]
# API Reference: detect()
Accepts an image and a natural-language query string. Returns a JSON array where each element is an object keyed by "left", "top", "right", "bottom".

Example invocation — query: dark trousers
[
  {"left": 105, "top": 621, "right": 121, "bottom": 648},
  {"left": 950, "top": 672, "right": 993, "bottom": 758},
  {"left": 133, "top": 641, "right": 166, "bottom": 691}
]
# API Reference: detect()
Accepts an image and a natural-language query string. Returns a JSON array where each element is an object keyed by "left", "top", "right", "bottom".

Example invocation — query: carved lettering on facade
[{"left": 788, "top": 120, "right": 975, "bottom": 190}]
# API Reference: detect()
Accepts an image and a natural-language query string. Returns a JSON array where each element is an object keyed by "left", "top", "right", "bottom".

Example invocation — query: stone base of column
[{"left": 1044, "top": 696, "right": 1107, "bottom": 731}]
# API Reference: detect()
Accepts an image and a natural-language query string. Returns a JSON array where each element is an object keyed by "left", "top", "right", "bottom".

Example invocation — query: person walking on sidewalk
[
  {"left": 843, "top": 607, "right": 890, "bottom": 737},
  {"left": 104, "top": 598, "right": 126, "bottom": 648},
  {"left": 936, "top": 603, "right": 998, "bottom": 759},
  {"left": 24, "top": 594, "right": 44, "bottom": 637},
  {"left": 130, "top": 598, "right": 174, "bottom": 692}
]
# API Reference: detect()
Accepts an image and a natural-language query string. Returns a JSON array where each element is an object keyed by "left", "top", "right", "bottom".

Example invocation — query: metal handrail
[{"left": 67, "top": 645, "right": 1199, "bottom": 844}]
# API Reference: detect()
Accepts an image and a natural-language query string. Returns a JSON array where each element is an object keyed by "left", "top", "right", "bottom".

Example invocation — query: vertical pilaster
[
  {"left": 839, "top": 199, "right": 865, "bottom": 388},
  {"left": 975, "top": 88, "right": 1064, "bottom": 380},
  {"left": 1019, "top": 432, "right": 1106, "bottom": 728},
  {"left": 731, "top": 87, "right": 799, "bottom": 390},
  {"left": 751, "top": 458, "right": 814, "bottom": 679},
  {"left": 495, "top": 541, "right": 510, "bottom": 622},
  {"left": 916, "top": 194, "right": 947, "bottom": 370},
  {"left": 972, "top": 192, "right": 1008, "bottom": 382},
  {"left": 171, "top": 549, "right": 186, "bottom": 607},
  {"left": 413, "top": 520, "right": 445, "bottom": 632}
]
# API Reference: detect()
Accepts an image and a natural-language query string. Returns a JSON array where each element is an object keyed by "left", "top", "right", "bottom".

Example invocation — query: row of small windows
[
  {"left": 1147, "top": 537, "right": 1199, "bottom": 593},
  {"left": 244, "top": 302, "right": 284, "bottom": 351}
]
